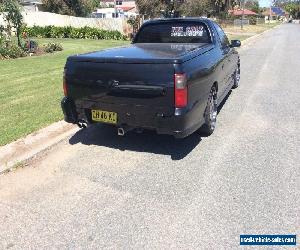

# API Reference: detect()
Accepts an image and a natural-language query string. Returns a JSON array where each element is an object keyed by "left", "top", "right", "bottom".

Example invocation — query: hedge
[{"left": 23, "top": 25, "right": 127, "bottom": 40}]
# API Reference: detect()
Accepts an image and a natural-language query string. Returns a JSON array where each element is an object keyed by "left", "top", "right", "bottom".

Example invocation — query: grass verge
[
  {"left": 227, "top": 34, "right": 252, "bottom": 41},
  {"left": 223, "top": 22, "right": 280, "bottom": 35},
  {"left": 0, "top": 38, "right": 129, "bottom": 146}
]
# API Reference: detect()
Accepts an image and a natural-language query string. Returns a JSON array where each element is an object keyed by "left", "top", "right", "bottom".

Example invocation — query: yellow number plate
[{"left": 91, "top": 110, "right": 117, "bottom": 124}]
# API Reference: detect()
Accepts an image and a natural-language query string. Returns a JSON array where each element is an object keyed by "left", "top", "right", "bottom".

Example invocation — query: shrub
[
  {"left": 43, "top": 42, "right": 63, "bottom": 53},
  {"left": 249, "top": 16, "right": 257, "bottom": 25},
  {"left": 22, "top": 26, "right": 127, "bottom": 41},
  {"left": 0, "top": 44, "right": 27, "bottom": 59}
]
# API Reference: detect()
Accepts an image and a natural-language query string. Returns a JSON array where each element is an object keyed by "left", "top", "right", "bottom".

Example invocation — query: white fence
[{"left": 0, "top": 12, "right": 131, "bottom": 34}]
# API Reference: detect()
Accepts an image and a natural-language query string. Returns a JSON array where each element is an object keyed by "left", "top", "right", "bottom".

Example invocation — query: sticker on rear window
[{"left": 171, "top": 26, "right": 204, "bottom": 37}]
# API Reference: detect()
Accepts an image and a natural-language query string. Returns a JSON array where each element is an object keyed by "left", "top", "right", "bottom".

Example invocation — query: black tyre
[
  {"left": 200, "top": 86, "right": 218, "bottom": 136},
  {"left": 232, "top": 65, "right": 240, "bottom": 89}
]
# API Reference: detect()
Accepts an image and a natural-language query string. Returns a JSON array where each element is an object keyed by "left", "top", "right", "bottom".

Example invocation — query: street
[{"left": 0, "top": 23, "right": 299, "bottom": 249}]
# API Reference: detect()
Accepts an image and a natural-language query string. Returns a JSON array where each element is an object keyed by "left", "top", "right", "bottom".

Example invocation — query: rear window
[{"left": 134, "top": 21, "right": 211, "bottom": 44}]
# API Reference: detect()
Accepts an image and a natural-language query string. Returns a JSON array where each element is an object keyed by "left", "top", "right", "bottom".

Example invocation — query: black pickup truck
[{"left": 61, "top": 18, "right": 241, "bottom": 138}]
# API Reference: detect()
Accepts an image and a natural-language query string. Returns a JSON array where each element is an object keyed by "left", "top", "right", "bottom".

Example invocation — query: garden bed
[{"left": 0, "top": 41, "right": 63, "bottom": 60}]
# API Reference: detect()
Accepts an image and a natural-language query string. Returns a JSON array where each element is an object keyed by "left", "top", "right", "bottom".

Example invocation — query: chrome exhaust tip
[
  {"left": 77, "top": 120, "right": 87, "bottom": 129},
  {"left": 117, "top": 127, "right": 125, "bottom": 136}
]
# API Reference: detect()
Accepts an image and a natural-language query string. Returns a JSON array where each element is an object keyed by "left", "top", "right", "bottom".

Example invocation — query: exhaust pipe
[
  {"left": 117, "top": 125, "right": 133, "bottom": 136},
  {"left": 118, "top": 127, "right": 125, "bottom": 136},
  {"left": 77, "top": 120, "right": 87, "bottom": 129}
]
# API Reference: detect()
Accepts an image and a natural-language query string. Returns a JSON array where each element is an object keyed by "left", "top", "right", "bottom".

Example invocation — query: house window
[
  {"left": 116, "top": 1, "right": 122, "bottom": 5},
  {"left": 112, "top": 12, "right": 119, "bottom": 18}
]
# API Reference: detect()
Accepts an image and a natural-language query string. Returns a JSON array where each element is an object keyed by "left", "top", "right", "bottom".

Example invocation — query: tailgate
[{"left": 65, "top": 61, "right": 175, "bottom": 123}]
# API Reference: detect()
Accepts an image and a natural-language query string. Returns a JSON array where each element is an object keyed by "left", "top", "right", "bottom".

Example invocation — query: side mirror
[{"left": 231, "top": 40, "right": 241, "bottom": 48}]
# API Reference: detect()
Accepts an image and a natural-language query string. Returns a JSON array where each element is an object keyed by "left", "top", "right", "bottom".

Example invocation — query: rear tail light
[
  {"left": 63, "top": 69, "right": 68, "bottom": 96},
  {"left": 174, "top": 73, "right": 187, "bottom": 108}
]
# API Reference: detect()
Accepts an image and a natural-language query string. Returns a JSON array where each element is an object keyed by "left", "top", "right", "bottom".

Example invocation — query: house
[
  {"left": 20, "top": 0, "right": 44, "bottom": 12},
  {"left": 100, "top": 0, "right": 136, "bottom": 9},
  {"left": 228, "top": 9, "right": 258, "bottom": 26},
  {"left": 93, "top": 7, "right": 137, "bottom": 18},
  {"left": 94, "top": 1, "right": 138, "bottom": 18},
  {"left": 228, "top": 9, "right": 258, "bottom": 17},
  {"left": 262, "top": 7, "right": 288, "bottom": 20},
  {"left": 92, "top": 8, "right": 120, "bottom": 18}
]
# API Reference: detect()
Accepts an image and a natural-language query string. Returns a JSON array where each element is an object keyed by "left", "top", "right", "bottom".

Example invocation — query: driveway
[{"left": 0, "top": 24, "right": 299, "bottom": 249}]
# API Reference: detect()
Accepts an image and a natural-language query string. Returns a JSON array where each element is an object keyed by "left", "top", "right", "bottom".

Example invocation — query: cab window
[
  {"left": 213, "top": 23, "right": 230, "bottom": 48},
  {"left": 134, "top": 21, "right": 212, "bottom": 44}
]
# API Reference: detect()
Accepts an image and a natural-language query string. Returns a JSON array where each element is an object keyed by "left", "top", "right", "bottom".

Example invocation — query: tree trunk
[{"left": 16, "top": 28, "right": 21, "bottom": 48}]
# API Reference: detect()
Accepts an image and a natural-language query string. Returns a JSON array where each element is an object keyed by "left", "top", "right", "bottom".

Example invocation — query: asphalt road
[{"left": 0, "top": 24, "right": 299, "bottom": 249}]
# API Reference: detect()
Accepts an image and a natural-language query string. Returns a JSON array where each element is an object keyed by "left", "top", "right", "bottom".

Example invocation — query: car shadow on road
[
  {"left": 69, "top": 125, "right": 201, "bottom": 161},
  {"left": 218, "top": 90, "right": 232, "bottom": 114},
  {"left": 69, "top": 90, "right": 233, "bottom": 161}
]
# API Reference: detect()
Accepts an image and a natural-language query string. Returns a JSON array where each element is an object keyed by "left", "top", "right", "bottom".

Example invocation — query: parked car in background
[{"left": 61, "top": 18, "right": 241, "bottom": 138}]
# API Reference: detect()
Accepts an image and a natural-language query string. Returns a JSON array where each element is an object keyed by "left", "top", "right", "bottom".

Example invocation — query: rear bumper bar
[{"left": 61, "top": 97, "right": 204, "bottom": 138}]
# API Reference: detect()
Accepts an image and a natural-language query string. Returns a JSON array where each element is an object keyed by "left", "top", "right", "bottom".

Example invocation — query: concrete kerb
[{"left": 0, "top": 121, "right": 79, "bottom": 174}]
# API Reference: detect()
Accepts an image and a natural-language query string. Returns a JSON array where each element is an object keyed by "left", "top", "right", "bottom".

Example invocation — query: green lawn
[{"left": 0, "top": 38, "right": 129, "bottom": 146}]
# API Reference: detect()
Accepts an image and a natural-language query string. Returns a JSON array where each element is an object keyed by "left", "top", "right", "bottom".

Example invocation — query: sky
[{"left": 259, "top": 0, "right": 272, "bottom": 7}]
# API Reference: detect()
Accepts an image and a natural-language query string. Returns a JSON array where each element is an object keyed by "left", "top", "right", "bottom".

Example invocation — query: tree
[
  {"left": 136, "top": 0, "right": 237, "bottom": 18},
  {"left": 0, "top": 0, "right": 24, "bottom": 47},
  {"left": 127, "top": 16, "right": 140, "bottom": 33},
  {"left": 245, "top": 0, "right": 260, "bottom": 13},
  {"left": 181, "top": 0, "right": 214, "bottom": 17},
  {"left": 135, "top": 0, "right": 164, "bottom": 18},
  {"left": 284, "top": 2, "right": 300, "bottom": 18},
  {"left": 42, "top": 0, "right": 99, "bottom": 17},
  {"left": 136, "top": 0, "right": 212, "bottom": 18},
  {"left": 185, "top": 0, "right": 236, "bottom": 18}
]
